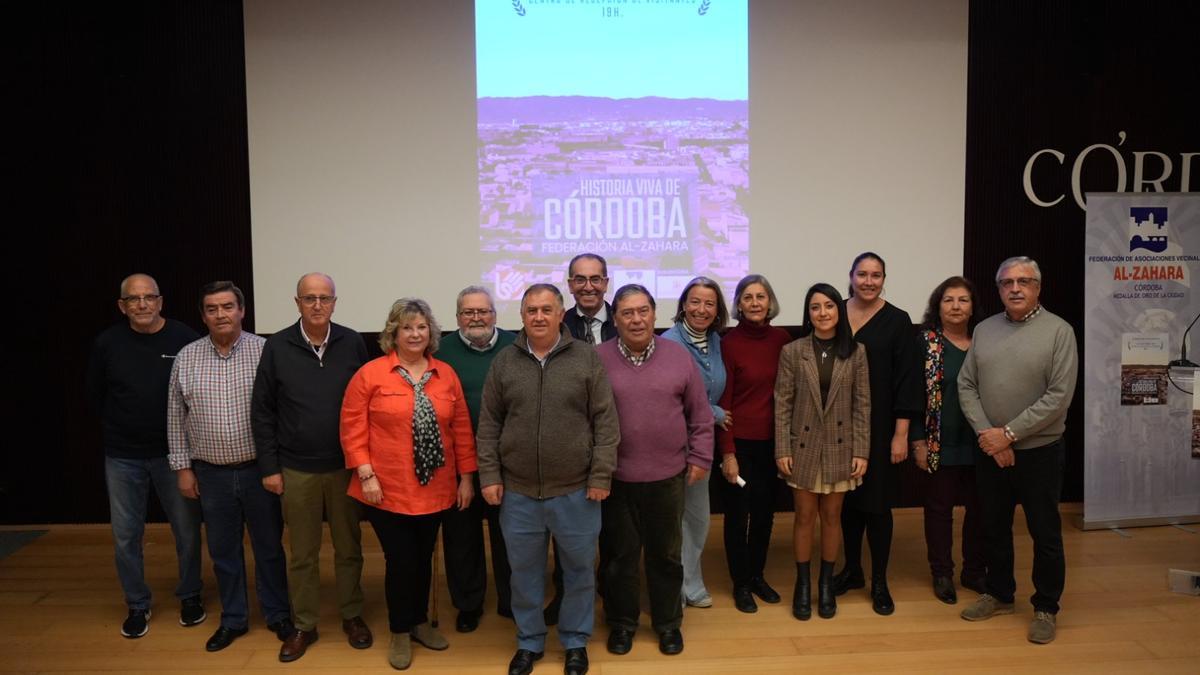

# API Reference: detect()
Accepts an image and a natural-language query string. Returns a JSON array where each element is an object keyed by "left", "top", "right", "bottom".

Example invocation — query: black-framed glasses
[
  {"left": 121, "top": 294, "right": 161, "bottom": 305},
  {"left": 458, "top": 309, "right": 494, "bottom": 318},
  {"left": 298, "top": 295, "right": 336, "bottom": 306},
  {"left": 569, "top": 275, "right": 608, "bottom": 287}
]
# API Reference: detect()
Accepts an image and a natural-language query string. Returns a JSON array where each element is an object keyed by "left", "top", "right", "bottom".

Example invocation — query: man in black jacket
[
  {"left": 563, "top": 253, "right": 617, "bottom": 344},
  {"left": 251, "top": 273, "right": 372, "bottom": 662}
]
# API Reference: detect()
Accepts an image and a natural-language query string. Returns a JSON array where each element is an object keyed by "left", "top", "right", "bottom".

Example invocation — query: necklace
[{"left": 813, "top": 336, "right": 835, "bottom": 361}]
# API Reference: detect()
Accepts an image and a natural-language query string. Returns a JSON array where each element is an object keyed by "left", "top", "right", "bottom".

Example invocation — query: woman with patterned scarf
[
  {"left": 909, "top": 276, "right": 987, "bottom": 605},
  {"left": 341, "top": 298, "right": 477, "bottom": 670}
]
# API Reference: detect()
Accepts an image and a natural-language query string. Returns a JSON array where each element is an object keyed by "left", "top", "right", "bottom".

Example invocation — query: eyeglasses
[
  {"left": 298, "top": 295, "right": 336, "bottom": 306},
  {"left": 458, "top": 309, "right": 494, "bottom": 318},
  {"left": 121, "top": 294, "right": 161, "bottom": 305},
  {"left": 996, "top": 277, "right": 1038, "bottom": 290},
  {"left": 569, "top": 275, "right": 608, "bottom": 287}
]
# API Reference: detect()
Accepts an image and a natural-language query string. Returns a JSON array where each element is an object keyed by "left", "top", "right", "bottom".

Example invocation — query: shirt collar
[
  {"left": 299, "top": 322, "right": 332, "bottom": 352},
  {"left": 526, "top": 333, "right": 562, "bottom": 366},
  {"left": 617, "top": 336, "right": 655, "bottom": 366},
  {"left": 207, "top": 332, "right": 245, "bottom": 358},
  {"left": 387, "top": 350, "right": 439, "bottom": 377},
  {"left": 458, "top": 327, "right": 499, "bottom": 352},
  {"left": 577, "top": 303, "right": 607, "bottom": 324},
  {"left": 1006, "top": 303, "right": 1043, "bottom": 323}
]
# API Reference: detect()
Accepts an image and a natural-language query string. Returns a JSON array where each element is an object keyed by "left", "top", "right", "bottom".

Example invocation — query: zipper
[{"left": 536, "top": 358, "right": 544, "bottom": 499}]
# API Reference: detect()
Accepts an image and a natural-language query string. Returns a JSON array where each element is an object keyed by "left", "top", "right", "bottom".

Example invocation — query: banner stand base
[{"left": 1077, "top": 514, "right": 1200, "bottom": 531}]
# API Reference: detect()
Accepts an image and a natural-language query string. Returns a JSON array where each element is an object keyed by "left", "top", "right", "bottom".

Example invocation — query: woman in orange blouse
[{"left": 340, "top": 298, "right": 476, "bottom": 670}]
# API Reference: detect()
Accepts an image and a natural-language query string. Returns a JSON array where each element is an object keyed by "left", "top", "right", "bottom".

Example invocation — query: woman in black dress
[{"left": 833, "top": 252, "right": 922, "bottom": 615}]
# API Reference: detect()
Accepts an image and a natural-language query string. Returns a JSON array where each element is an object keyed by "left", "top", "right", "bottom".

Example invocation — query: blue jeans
[
  {"left": 193, "top": 461, "right": 291, "bottom": 630},
  {"left": 105, "top": 456, "right": 203, "bottom": 611},
  {"left": 680, "top": 472, "right": 711, "bottom": 603},
  {"left": 500, "top": 488, "right": 600, "bottom": 652}
]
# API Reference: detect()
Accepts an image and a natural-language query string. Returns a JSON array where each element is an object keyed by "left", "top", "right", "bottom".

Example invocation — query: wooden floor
[{"left": 2, "top": 505, "right": 1198, "bottom": 674}]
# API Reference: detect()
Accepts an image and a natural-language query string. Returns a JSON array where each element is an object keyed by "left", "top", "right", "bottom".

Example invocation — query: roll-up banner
[{"left": 1083, "top": 193, "right": 1200, "bottom": 529}]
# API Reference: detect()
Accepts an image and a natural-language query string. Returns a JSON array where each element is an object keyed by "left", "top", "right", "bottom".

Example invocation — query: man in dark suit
[{"left": 563, "top": 253, "right": 616, "bottom": 344}]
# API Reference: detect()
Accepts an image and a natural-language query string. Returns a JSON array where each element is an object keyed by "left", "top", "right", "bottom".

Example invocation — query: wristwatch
[{"left": 1003, "top": 425, "right": 1017, "bottom": 443}]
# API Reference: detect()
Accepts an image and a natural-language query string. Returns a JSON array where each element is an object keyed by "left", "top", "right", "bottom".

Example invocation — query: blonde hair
[{"left": 379, "top": 297, "right": 441, "bottom": 355}]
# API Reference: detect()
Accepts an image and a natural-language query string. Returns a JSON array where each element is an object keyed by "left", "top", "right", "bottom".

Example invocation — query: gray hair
[
  {"left": 995, "top": 256, "right": 1042, "bottom": 283},
  {"left": 456, "top": 285, "right": 495, "bottom": 312},
  {"left": 521, "top": 283, "right": 565, "bottom": 308},
  {"left": 379, "top": 297, "right": 441, "bottom": 355},
  {"left": 732, "top": 273, "right": 781, "bottom": 321}
]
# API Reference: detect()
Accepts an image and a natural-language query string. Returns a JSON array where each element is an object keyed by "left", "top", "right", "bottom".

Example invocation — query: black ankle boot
[
  {"left": 831, "top": 565, "right": 865, "bottom": 597},
  {"left": 871, "top": 574, "right": 895, "bottom": 616},
  {"left": 817, "top": 560, "right": 837, "bottom": 619},
  {"left": 792, "top": 562, "right": 811, "bottom": 621}
]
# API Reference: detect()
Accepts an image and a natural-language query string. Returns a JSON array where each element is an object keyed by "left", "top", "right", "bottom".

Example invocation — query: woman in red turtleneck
[{"left": 716, "top": 274, "right": 792, "bottom": 614}]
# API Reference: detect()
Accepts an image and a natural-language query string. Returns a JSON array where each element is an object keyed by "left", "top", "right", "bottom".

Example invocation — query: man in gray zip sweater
[
  {"left": 477, "top": 283, "right": 620, "bottom": 675},
  {"left": 957, "top": 256, "right": 1078, "bottom": 645}
]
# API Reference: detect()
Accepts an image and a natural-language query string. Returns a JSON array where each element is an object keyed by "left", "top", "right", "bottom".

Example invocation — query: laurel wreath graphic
[
  {"left": 512, "top": 0, "right": 526, "bottom": 16},
  {"left": 698, "top": 0, "right": 711, "bottom": 15}
]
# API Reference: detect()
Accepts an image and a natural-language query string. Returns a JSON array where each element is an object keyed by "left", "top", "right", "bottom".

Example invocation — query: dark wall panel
[
  {"left": 8, "top": 1, "right": 254, "bottom": 523},
  {"left": 962, "top": 0, "right": 1199, "bottom": 503}
]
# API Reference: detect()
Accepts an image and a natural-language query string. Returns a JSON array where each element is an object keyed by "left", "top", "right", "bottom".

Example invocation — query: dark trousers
[
  {"left": 721, "top": 438, "right": 778, "bottom": 588},
  {"left": 193, "top": 460, "right": 290, "bottom": 630},
  {"left": 975, "top": 439, "right": 1066, "bottom": 614},
  {"left": 365, "top": 506, "right": 441, "bottom": 633},
  {"left": 602, "top": 472, "right": 685, "bottom": 634},
  {"left": 923, "top": 464, "right": 985, "bottom": 581},
  {"left": 442, "top": 474, "right": 512, "bottom": 615},
  {"left": 841, "top": 505, "right": 894, "bottom": 581}
]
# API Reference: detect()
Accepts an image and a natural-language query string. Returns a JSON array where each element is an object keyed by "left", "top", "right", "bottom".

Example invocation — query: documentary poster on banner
[
  {"left": 1120, "top": 333, "right": 1169, "bottom": 405},
  {"left": 474, "top": 1, "right": 749, "bottom": 311},
  {"left": 1083, "top": 193, "right": 1200, "bottom": 528}
]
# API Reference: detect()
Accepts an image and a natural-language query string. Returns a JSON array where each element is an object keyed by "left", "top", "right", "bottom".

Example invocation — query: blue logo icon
[{"left": 1129, "top": 207, "right": 1168, "bottom": 253}]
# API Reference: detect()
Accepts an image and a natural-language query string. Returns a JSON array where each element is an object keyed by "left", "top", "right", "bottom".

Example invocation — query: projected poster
[{"left": 476, "top": 1, "right": 749, "bottom": 313}]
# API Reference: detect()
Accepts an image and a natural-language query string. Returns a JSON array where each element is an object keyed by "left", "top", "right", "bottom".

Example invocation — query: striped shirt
[{"left": 168, "top": 332, "right": 265, "bottom": 470}]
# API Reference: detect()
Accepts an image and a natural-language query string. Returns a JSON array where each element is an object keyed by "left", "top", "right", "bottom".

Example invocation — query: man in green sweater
[
  {"left": 957, "top": 256, "right": 1078, "bottom": 645},
  {"left": 436, "top": 286, "right": 516, "bottom": 632}
]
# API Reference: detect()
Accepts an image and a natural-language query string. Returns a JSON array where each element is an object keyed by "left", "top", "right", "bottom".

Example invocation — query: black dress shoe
[
  {"left": 733, "top": 585, "right": 758, "bottom": 613},
  {"left": 267, "top": 618, "right": 295, "bottom": 642},
  {"left": 543, "top": 598, "right": 561, "bottom": 626},
  {"left": 205, "top": 625, "right": 248, "bottom": 652},
  {"left": 456, "top": 609, "right": 482, "bottom": 633},
  {"left": 831, "top": 566, "right": 865, "bottom": 597},
  {"left": 658, "top": 629, "right": 684, "bottom": 655},
  {"left": 607, "top": 627, "right": 634, "bottom": 655},
  {"left": 564, "top": 647, "right": 589, "bottom": 675},
  {"left": 508, "top": 648, "right": 544, "bottom": 675},
  {"left": 749, "top": 576, "right": 781, "bottom": 604},
  {"left": 933, "top": 576, "right": 958, "bottom": 605},
  {"left": 871, "top": 576, "right": 895, "bottom": 616}
]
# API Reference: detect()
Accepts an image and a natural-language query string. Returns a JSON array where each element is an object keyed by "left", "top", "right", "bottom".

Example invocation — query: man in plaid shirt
[{"left": 168, "top": 280, "right": 292, "bottom": 653}]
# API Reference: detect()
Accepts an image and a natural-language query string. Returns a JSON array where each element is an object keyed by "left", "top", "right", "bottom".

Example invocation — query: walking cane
[{"left": 430, "top": 536, "right": 441, "bottom": 628}]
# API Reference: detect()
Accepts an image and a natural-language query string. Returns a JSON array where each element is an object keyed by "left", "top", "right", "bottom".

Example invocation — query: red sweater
[{"left": 717, "top": 322, "right": 791, "bottom": 455}]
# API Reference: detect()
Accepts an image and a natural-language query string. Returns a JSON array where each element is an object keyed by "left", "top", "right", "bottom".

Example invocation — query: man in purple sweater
[{"left": 596, "top": 284, "right": 714, "bottom": 657}]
